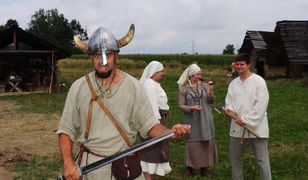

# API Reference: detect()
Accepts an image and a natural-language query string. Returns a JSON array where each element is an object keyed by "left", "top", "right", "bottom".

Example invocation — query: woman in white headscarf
[
  {"left": 139, "top": 61, "right": 171, "bottom": 180},
  {"left": 177, "top": 64, "right": 218, "bottom": 177}
]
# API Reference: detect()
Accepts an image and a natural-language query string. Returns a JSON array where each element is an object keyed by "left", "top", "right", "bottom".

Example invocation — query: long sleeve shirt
[
  {"left": 142, "top": 79, "right": 169, "bottom": 120},
  {"left": 225, "top": 73, "right": 269, "bottom": 138}
]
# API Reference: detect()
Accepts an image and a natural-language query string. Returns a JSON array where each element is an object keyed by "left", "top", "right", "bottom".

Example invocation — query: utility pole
[{"left": 192, "top": 40, "right": 195, "bottom": 54}]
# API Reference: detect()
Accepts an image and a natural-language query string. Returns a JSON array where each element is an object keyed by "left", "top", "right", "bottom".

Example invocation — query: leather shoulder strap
[
  {"left": 84, "top": 74, "right": 97, "bottom": 139},
  {"left": 85, "top": 74, "right": 132, "bottom": 147},
  {"left": 96, "top": 99, "right": 132, "bottom": 147}
]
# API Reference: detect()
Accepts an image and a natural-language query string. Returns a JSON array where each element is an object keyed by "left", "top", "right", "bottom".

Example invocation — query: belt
[
  {"left": 159, "top": 109, "right": 169, "bottom": 116},
  {"left": 76, "top": 144, "right": 105, "bottom": 166}
]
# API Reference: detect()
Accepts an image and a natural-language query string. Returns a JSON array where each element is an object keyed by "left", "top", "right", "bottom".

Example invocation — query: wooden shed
[
  {"left": 274, "top": 20, "right": 308, "bottom": 77},
  {"left": 0, "top": 25, "right": 70, "bottom": 93},
  {"left": 239, "top": 20, "right": 308, "bottom": 78},
  {"left": 239, "top": 30, "right": 275, "bottom": 77}
]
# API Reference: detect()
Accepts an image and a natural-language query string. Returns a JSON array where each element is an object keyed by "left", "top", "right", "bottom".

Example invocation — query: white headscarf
[
  {"left": 177, "top": 64, "right": 201, "bottom": 86},
  {"left": 139, "top": 61, "right": 164, "bottom": 85}
]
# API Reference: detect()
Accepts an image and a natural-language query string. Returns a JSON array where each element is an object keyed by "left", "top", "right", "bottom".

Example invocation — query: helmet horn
[
  {"left": 74, "top": 36, "right": 88, "bottom": 52},
  {"left": 117, "top": 24, "right": 135, "bottom": 48}
]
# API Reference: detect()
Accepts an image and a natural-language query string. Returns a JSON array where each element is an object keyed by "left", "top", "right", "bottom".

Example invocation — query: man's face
[
  {"left": 235, "top": 61, "right": 250, "bottom": 74},
  {"left": 91, "top": 50, "right": 118, "bottom": 78}
]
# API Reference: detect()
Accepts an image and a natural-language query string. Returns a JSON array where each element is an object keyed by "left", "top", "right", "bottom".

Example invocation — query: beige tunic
[{"left": 57, "top": 71, "right": 159, "bottom": 179}]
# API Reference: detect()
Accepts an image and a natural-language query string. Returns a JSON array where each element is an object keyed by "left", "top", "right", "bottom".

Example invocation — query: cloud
[{"left": 0, "top": 0, "right": 307, "bottom": 54}]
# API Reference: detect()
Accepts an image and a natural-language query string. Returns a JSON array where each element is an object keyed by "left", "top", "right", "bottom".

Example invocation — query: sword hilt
[
  {"left": 56, "top": 175, "right": 65, "bottom": 180},
  {"left": 56, "top": 163, "right": 82, "bottom": 180}
]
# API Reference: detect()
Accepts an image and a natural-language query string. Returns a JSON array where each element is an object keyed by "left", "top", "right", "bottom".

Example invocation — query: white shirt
[
  {"left": 225, "top": 73, "right": 270, "bottom": 138},
  {"left": 143, "top": 79, "right": 169, "bottom": 120}
]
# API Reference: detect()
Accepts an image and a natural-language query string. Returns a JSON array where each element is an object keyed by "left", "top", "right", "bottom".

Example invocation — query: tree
[
  {"left": 70, "top": 19, "right": 88, "bottom": 41},
  {"left": 27, "top": 8, "right": 87, "bottom": 55},
  {"left": 70, "top": 19, "right": 88, "bottom": 54},
  {"left": 0, "top": 19, "right": 19, "bottom": 31},
  {"left": 223, "top": 44, "right": 235, "bottom": 55}
]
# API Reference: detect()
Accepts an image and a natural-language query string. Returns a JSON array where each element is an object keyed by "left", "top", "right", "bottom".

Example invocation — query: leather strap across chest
[{"left": 84, "top": 74, "right": 132, "bottom": 147}]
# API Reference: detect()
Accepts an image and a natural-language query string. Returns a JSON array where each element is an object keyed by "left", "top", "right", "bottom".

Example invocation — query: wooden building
[
  {"left": 239, "top": 30, "right": 274, "bottom": 77},
  {"left": 274, "top": 20, "right": 308, "bottom": 77},
  {"left": 0, "top": 25, "right": 70, "bottom": 93},
  {"left": 239, "top": 20, "right": 308, "bottom": 78}
]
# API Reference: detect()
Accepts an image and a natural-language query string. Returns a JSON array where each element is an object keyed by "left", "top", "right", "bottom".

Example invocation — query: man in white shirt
[{"left": 225, "top": 53, "right": 271, "bottom": 180}]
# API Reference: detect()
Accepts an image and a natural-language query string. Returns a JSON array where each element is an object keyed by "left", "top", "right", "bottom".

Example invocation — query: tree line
[{"left": 0, "top": 8, "right": 87, "bottom": 55}]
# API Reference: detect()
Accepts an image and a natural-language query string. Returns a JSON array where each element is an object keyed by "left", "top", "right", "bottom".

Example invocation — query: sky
[{"left": 0, "top": 0, "right": 307, "bottom": 54}]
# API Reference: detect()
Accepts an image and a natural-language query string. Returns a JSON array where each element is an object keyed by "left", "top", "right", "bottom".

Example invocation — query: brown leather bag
[
  {"left": 111, "top": 152, "right": 142, "bottom": 180},
  {"left": 85, "top": 74, "right": 142, "bottom": 180}
]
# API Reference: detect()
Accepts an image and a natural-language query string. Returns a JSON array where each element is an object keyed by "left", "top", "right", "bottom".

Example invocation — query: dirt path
[{"left": 0, "top": 100, "right": 60, "bottom": 179}]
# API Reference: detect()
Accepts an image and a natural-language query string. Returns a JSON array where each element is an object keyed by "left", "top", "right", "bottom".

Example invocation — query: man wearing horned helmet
[{"left": 56, "top": 24, "right": 191, "bottom": 180}]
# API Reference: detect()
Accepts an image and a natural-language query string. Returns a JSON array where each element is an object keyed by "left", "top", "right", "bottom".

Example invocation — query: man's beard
[{"left": 95, "top": 69, "right": 112, "bottom": 79}]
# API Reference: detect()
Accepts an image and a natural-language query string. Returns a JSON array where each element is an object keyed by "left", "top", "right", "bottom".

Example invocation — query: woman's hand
[
  {"left": 208, "top": 80, "right": 214, "bottom": 91},
  {"left": 191, "top": 105, "right": 203, "bottom": 112}
]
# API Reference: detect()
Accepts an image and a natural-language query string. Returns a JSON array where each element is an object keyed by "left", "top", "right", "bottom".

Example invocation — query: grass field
[{"left": 0, "top": 59, "right": 307, "bottom": 179}]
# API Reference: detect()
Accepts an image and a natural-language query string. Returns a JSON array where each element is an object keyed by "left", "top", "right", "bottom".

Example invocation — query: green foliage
[
  {"left": 13, "top": 155, "right": 62, "bottom": 179},
  {"left": 0, "top": 19, "right": 19, "bottom": 31},
  {"left": 122, "top": 54, "right": 235, "bottom": 66},
  {"left": 27, "top": 8, "right": 87, "bottom": 55},
  {"left": 71, "top": 54, "right": 235, "bottom": 67},
  {"left": 223, "top": 44, "right": 235, "bottom": 55}
]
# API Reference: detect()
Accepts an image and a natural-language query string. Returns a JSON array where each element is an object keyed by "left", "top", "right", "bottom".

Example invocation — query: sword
[
  {"left": 215, "top": 104, "right": 261, "bottom": 138},
  {"left": 57, "top": 131, "right": 175, "bottom": 180}
]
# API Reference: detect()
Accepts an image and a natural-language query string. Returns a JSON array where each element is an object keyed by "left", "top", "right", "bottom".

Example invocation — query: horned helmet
[{"left": 74, "top": 24, "right": 135, "bottom": 65}]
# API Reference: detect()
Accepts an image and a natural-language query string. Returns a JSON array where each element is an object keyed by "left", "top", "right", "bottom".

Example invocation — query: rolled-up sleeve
[
  {"left": 143, "top": 80, "right": 161, "bottom": 119},
  {"left": 132, "top": 83, "right": 159, "bottom": 139},
  {"left": 56, "top": 82, "right": 81, "bottom": 142},
  {"left": 179, "top": 86, "right": 192, "bottom": 113}
]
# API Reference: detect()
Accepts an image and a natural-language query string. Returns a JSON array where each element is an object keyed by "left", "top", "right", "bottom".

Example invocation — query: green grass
[
  {"left": 0, "top": 93, "right": 67, "bottom": 114},
  {"left": 12, "top": 155, "right": 62, "bottom": 179},
  {"left": 1, "top": 60, "right": 307, "bottom": 179}
]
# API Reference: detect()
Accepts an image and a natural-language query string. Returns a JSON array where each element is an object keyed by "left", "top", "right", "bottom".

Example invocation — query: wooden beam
[
  {"left": 49, "top": 51, "right": 55, "bottom": 93},
  {"left": 13, "top": 29, "right": 17, "bottom": 50},
  {"left": 0, "top": 50, "right": 53, "bottom": 55}
]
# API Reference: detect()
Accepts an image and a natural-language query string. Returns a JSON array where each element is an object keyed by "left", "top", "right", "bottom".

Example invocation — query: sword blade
[{"left": 81, "top": 131, "right": 174, "bottom": 175}]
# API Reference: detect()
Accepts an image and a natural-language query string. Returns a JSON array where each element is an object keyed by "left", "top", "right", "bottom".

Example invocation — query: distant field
[
  {"left": 0, "top": 59, "right": 307, "bottom": 179},
  {"left": 71, "top": 53, "right": 235, "bottom": 66}
]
